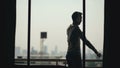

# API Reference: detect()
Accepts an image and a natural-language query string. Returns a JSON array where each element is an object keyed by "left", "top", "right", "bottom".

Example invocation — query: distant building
[
  {"left": 22, "top": 49, "right": 27, "bottom": 58},
  {"left": 30, "top": 47, "right": 38, "bottom": 55},
  {"left": 43, "top": 45, "right": 48, "bottom": 55},
  {"left": 51, "top": 45, "right": 58, "bottom": 56},
  {"left": 15, "top": 46, "right": 21, "bottom": 58}
]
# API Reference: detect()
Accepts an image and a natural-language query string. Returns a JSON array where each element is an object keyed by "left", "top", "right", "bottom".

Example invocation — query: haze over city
[{"left": 15, "top": 0, "right": 104, "bottom": 56}]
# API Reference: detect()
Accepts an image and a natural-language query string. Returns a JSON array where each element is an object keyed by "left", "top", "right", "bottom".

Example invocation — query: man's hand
[{"left": 97, "top": 52, "right": 101, "bottom": 58}]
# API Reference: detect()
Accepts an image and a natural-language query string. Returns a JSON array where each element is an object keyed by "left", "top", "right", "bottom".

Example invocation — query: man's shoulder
[
  {"left": 67, "top": 25, "right": 81, "bottom": 32},
  {"left": 67, "top": 25, "right": 73, "bottom": 30},
  {"left": 74, "top": 26, "right": 80, "bottom": 31}
]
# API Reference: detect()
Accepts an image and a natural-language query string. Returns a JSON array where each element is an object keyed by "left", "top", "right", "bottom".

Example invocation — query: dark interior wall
[
  {"left": 103, "top": 0, "right": 120, "bottom": 68},
  {"left": 103, "top": 0, "right": 111, "bottom": 67},
  {"left": 2, "top": 0, "right": 16, "bottom": 67}
]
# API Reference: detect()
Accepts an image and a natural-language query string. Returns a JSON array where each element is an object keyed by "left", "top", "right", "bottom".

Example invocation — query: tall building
[{"left": 40, "top": 32, "right": 47, "bottom": 55}]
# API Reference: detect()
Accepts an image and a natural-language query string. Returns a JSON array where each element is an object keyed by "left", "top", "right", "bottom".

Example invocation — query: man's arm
[
  {"left": 78, "top": 29, "right": 101, "bottom": 57},
  {"left": 84, "top": 39, "right": 101, "bottom": 57}
]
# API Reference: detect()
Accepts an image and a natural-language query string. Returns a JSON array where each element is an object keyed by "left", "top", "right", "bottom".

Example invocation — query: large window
[
  {"left": 15, "top": 0, "right": 104, "bottom": 67},
  {"left": 15, "top": 0, "right": 28, "bottom": 59},
  {"left": 30, "top": 0, "right": 82, "bottom": 59},
  {"left": 85, "top": 0, "right": 104, "bottom": 67}
]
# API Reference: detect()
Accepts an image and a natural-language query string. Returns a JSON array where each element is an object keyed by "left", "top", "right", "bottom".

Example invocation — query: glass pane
[
  {"left": 15, "top": 0, "right": 28, "bottom": 65},
  {"left": 30, "top": 0, "right": 82, "bottom": 65},
  {"left": 86, "top": 0, "right": 104, "bottom": 67}
]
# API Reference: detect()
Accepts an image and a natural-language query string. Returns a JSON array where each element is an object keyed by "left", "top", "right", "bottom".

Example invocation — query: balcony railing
[{"left": 15, "top": 58, "right": 102, "bottom": 68}]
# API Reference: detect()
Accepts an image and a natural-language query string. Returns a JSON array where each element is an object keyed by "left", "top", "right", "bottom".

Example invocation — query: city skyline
[{"left": 15, "top": 45, "right": 103, "bottom": 59}]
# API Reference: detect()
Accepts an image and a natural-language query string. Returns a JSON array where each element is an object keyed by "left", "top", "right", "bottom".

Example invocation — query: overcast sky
[{"left": 15, "top": 0, "right": 104, "bottom": 54}]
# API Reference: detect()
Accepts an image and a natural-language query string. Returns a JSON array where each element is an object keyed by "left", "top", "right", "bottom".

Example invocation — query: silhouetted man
[{"left": 66, "top": 11, "right": 101, "bottom": 68}]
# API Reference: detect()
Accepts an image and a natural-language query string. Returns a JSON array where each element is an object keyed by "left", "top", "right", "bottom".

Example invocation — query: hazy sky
[{"left": 15, "top": 0, "right": 104, "bottom": 54}]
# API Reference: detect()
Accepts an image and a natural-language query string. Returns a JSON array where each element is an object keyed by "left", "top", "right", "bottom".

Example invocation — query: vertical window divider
[
  {"left": 27, "top": 0, "right": 31, "bottom": 66},
  {"left": 83, "top": 0, "right": 86, "bottom": 68}
]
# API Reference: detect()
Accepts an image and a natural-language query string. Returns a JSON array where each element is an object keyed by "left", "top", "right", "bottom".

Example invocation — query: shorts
[{"left": 66, "top": 52, "right": 83, "bottom": 68}]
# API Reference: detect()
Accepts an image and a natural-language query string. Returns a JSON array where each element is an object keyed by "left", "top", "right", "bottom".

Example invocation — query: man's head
[{"left": 72, "top": 11, "right": 82, "bottom": 25}]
